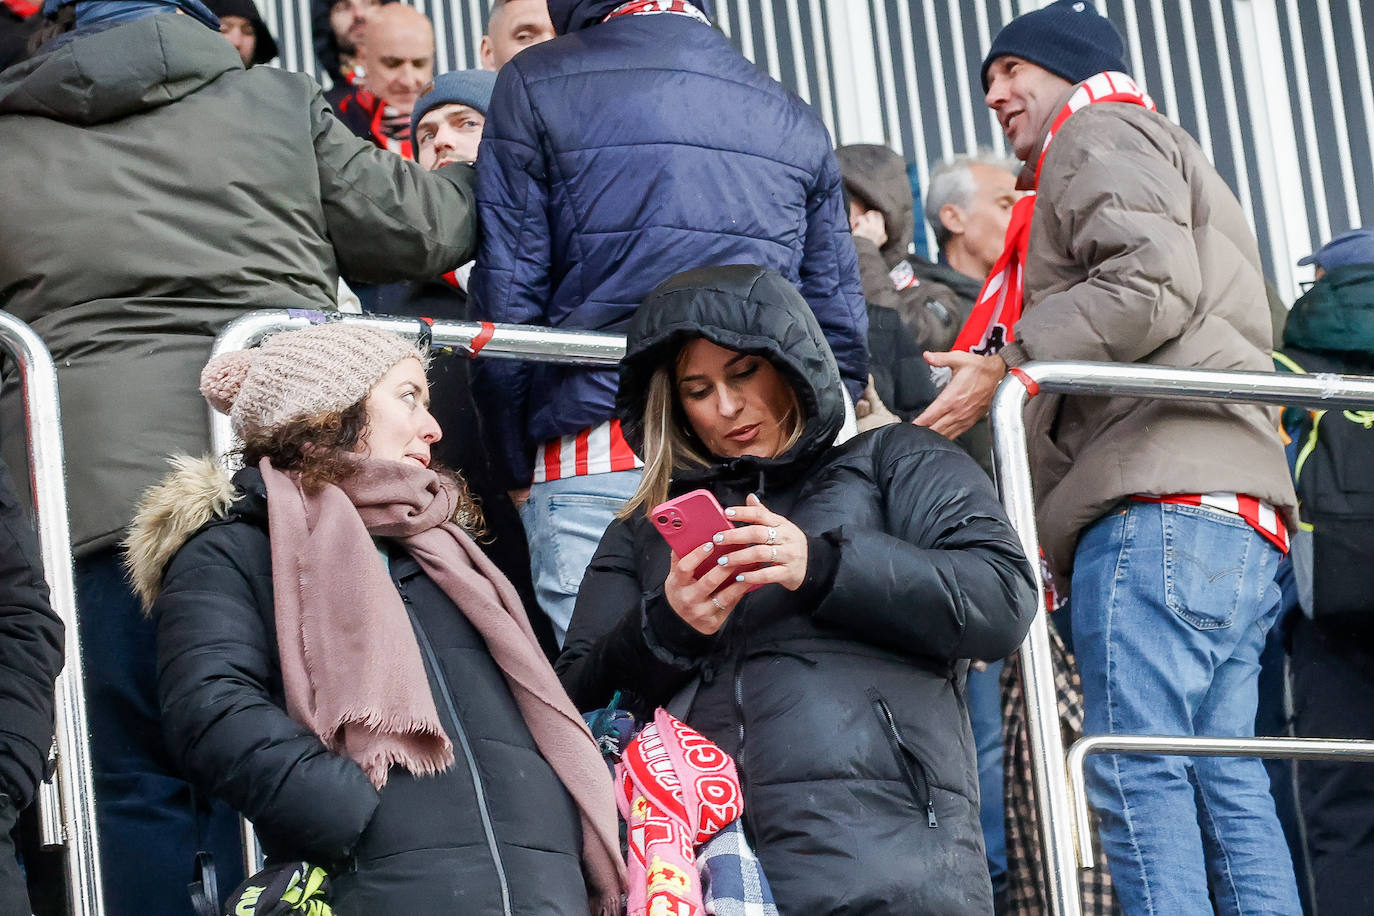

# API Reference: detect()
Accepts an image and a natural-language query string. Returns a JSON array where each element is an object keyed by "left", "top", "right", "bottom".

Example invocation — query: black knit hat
[{"left": 981, "top": 0, "right": 1126, "bottom": 91}]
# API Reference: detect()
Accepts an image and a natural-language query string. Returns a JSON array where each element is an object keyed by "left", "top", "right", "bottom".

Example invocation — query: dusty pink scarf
[{"left": 260, "top": 456, "right": 626, "bottom": 912}]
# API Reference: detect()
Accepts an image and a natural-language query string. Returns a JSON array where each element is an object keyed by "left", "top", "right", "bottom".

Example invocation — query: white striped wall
[{"left": 258, "top": 0, "right": 1371, "bottom": 302}]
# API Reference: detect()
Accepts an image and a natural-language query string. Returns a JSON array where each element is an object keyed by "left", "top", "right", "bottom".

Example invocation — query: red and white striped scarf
[
  {"left": 604, "top": 0, "right": 711, "bottom": 25},
  {"left": 617, "top": 709, "right": 743, "bottom": 916},
  {"left": 952, "top": 71, "right": 1156, "bottom": 355}
]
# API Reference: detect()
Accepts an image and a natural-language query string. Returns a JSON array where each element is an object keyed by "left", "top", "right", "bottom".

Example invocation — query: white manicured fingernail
[
  {"left": 735, "top": 574, "right": 744, "bottom": 582},
  {"left": 712, "top": 533, "right": 724, "bottom": 543},
  {"left": 725, "top": 508, "right": 736, "bottom": 517},
  {"left": 717, "top": 556, "right": 729, "bottom": 566},
  {"left": 701, "top": 542, "right": 713, "bottom": 553}
]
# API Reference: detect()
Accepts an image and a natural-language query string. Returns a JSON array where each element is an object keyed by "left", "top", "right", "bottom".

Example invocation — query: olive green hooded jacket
[{"left": 0, "top": 13, "right": 477, "bottom": 554}]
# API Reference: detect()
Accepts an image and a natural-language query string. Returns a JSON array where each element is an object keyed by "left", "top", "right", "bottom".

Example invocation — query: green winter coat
[{"left": 0, "top": 13, "right": 477, "bottom": 554}]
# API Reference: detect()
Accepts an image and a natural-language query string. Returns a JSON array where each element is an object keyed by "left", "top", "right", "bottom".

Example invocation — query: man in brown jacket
[{"left": 916, "top": 2, "right": 1301, "bottom": 914}]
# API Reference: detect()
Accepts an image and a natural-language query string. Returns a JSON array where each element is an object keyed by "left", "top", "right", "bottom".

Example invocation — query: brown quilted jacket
[{"left": 998, "top": 100, "right": 1295, "bottom": 589}]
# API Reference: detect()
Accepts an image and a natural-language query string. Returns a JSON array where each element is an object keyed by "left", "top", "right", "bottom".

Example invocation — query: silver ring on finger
[
  {"left": 765, "top": 526, "right": 778, "bottom": 545},
  {"left": 770, "top": 545, "right": 778, "bottom": 563},
  {"left": 711, "top": 595, "right": 725, "bottom": 611}
]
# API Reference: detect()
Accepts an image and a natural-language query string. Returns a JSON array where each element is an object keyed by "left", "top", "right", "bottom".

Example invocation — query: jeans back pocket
[{"left": 1162, "top": 504, "right": 1252, "bottom": 630}]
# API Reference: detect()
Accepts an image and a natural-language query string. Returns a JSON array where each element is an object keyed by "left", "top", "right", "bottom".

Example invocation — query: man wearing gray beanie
[
  {"left": 916, "top": 2, "right": 1302, "bottom": 914},
  {"left": 410, "top": 68, "right": 497, "bottom": 170}
]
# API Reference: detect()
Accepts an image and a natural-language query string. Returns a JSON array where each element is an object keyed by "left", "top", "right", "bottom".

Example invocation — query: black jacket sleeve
[
  {"left": 556, "top": 519, "right": 707, "bottom": 715},
  {"left": 811, "top": 425, "right": 1037, "bottom": 661},
  {"left": 154, "top": 523, "right": 379, "bottom": 863},
  {"left": 0, "top": 457, "right": 62, "bottom": 809}
]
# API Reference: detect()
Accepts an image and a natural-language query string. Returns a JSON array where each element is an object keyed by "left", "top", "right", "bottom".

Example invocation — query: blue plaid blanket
[{"left": 699, "top": 820, "right": 779, "bottom": 916}]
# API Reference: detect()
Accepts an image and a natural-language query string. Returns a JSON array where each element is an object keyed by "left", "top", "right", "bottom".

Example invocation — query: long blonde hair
[{"left": 618, "top": 348, "right": 803, "bottom": 519}]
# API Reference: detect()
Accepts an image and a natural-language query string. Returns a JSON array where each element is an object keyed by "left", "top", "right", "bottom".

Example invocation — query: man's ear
[
  {"left": 479, "top": 34, "right": 495, "bottom": 71},
  {"left": 939, "top": 202, "right": 965, "bottom": 237}
]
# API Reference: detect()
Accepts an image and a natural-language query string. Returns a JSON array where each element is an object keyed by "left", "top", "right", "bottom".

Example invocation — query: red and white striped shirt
[
  {"left": 1132, "top": 493, "right": 1289, "bottom": 553},
  {"left": 532, "top": 419, "right": 643, "bottom": 484}
]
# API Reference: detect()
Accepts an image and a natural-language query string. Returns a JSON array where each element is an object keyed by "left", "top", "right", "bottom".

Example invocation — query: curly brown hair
[{"left": 237, "top": 400, "right": 486, "bottom": 536}]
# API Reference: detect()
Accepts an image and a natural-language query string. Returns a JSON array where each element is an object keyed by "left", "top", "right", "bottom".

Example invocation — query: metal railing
[
  {"left": 209, "top": 309, "right": 627, "bottom": 468},
  {"left": 211, "top": 309, "right": 626, "bottom": 875},
  {"left": 0, "top": 312, "right": 105, "bottom": 916},
  {"left": 990, "top": 360, "right": 1374, "bottom": 916}
]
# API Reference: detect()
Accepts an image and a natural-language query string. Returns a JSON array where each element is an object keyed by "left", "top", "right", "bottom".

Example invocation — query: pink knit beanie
[{"left": 200, "top": 324, "right": 427, "bottom": 438}]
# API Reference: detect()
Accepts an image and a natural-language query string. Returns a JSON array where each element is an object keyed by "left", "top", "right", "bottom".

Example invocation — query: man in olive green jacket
[
  {"left": 0, "top": 6, "right": 476, "bottom": 913},
  {"left": 917, "top": 3, "right": 1301, "bottom": 914}
]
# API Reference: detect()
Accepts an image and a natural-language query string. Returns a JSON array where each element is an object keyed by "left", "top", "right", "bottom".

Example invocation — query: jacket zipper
[
  {"left": 867, "top": 688, "right": 938, "bottom": 828},
  {"left": 405, "top": 600, "right": 514, "bottom": 915}
]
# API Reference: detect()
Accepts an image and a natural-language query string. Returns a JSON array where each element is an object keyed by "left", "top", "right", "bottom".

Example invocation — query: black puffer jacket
[
  {"left": 0, "top": 456, "right": 62, "bottom": 812},
  {"left": 558, "top": 266, "right": 1037, "bottom": 914},
  {"left": 139, "top": 463, "right": 588, "bottom": 915}
]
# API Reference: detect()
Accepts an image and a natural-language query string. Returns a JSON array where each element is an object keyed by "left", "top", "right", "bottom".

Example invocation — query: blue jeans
[
  {"left": 1071, "top": 502, "right": 1301, "bottom": 916},
  {"left": 966, "top": 659, "right": 1008, "bottom": 895},
  {"left": 520, "top": 470, "right": 643, "bottom": 645}
]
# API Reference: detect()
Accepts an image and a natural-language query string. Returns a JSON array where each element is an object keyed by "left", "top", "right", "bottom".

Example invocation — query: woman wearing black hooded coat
[{"left": 558, "top": 264, "right": 1037, "bottom": 914}]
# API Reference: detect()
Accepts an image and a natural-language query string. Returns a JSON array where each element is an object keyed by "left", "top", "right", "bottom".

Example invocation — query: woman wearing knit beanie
[{"left": 124, "top": 323, "right": 625, "bottom": 915}]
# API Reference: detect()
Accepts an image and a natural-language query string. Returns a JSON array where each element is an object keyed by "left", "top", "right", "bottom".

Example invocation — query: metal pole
[
  {"left": 0, "top": 312, "right": 106, "bottom": 916},
  {"left": 992, "top": 360, "right": 1374, "bottom": 916},
  {"left": 210, "top": 310, "right": 628, "bottom": 873},
  {"left": 209, "top": 310, "right": 626, "bottom": 464},
  {"left": 1067, "top": 735, "right": 1374, "bottom": 866},
  {"left": 990, "top": 374, "right": 1081, "bottom": 916}
]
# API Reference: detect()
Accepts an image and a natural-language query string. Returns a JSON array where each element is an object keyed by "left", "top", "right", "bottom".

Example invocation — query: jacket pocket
[{"left": 867, "top": 688, "right": 938, "bottom": 828}]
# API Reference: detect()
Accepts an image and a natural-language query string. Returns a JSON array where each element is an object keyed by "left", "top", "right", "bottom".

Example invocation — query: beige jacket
[{"left": 998, "top": 100, "right": 1296, "bottom": 589}]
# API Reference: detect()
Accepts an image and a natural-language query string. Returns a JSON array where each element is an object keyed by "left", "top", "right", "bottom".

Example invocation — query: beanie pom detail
[{"left": 200, "top": 351, "right": 253, "bottom": 415}]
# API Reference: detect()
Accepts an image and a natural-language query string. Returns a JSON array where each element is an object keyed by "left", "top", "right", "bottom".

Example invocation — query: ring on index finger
[
  {"left": 765, "top": 526, "right": 778, "bottom": 545},
  {"left": 711, "top": 596, "right": 725, "bottom": 611}
]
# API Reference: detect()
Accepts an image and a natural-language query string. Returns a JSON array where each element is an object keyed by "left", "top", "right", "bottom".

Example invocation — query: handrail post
[
  {"left": 0, "top": 312, "right": 106, "bottom": 916},
  {"left": 990, "top": 359, "right": 1374, "bottom": 916},
  {"left": 990, "top": 373, "right": 1082, "bottom": 916}
]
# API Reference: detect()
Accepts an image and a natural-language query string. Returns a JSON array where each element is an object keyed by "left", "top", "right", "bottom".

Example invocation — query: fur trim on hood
[{"left": 123, "top": 455, "right": 237, "bottom": 614}]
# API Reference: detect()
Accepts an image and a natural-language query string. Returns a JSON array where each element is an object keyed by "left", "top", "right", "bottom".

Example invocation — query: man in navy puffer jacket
[{"left": 470, "top": 0, "right": 868, "bottom": 643}]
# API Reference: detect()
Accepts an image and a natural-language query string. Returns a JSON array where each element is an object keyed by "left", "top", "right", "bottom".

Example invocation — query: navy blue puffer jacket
[{"left": 469, "top": 0, "right": 867, "bottom": 488}]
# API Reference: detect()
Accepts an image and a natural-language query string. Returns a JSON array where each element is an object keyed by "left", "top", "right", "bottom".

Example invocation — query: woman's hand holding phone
[{"left": 657, "top": 492, "right": 810, "bottom": 635}]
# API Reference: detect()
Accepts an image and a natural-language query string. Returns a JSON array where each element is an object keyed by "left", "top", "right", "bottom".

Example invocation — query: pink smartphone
[{"left": 651, "top": 489, "right": 755, "bottom": 580}]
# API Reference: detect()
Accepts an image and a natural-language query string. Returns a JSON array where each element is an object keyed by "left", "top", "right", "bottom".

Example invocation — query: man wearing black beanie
[{"left": 916, "top": 3, "right": 1302, "bottom": 914}]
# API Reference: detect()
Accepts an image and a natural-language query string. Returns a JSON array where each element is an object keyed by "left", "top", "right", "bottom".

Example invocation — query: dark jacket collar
[
  {"left": 547, "top": 0, "right": 709, "bottom": 36},
  {"left": 1283, "top": 263, "right": 1374, "bottom": 357}
]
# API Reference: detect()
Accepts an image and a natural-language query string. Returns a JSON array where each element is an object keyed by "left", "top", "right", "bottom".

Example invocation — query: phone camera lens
[
  {"left": 671, "top": 518, "right": 683, "bottom": 529},
  {"left": 656, "top": 515, "right": 669, "bottom": 525}
]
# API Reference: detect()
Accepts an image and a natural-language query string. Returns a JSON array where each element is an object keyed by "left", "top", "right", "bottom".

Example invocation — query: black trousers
[
  {"left": 1290, "top": 614, "right": 1374, "bottom": 914},
  {"left": 0, "top": 795, "right": 30, "bottom": 916}
]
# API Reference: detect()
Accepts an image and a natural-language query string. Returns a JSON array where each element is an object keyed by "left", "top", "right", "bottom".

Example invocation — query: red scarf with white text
[
  {"left": 952, "top": 72, "right": 1156, "bottom": 354},
  {"left": 604, "top": 0, "right": 710, "bottom": 25}
]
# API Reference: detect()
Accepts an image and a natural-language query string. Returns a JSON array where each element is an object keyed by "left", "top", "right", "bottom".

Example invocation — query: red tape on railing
[{"left": 1010, "top": 367, "right": 1040, "bottom": 397}]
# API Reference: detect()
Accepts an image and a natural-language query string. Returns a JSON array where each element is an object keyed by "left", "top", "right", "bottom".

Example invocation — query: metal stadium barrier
[
  {"left": 210, "top": 309, "right": 626, "bottom": 875},
  {"left": 0, "top": 311, "right": 105, "bottom": 915},
  {"left": 989, "top": 360, "right": 1374, "bottom": 916}
]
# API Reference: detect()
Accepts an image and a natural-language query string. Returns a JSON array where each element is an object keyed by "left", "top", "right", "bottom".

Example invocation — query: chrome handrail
[
  {"left": 0, "top": 311, "right": 105, "bottom": 916},
  {"left": 1066, "top": 735, "right": 1374, "bottom": 866},
  {"left": 991, "top": 360, "right": 1374, "bottom": 916}
]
